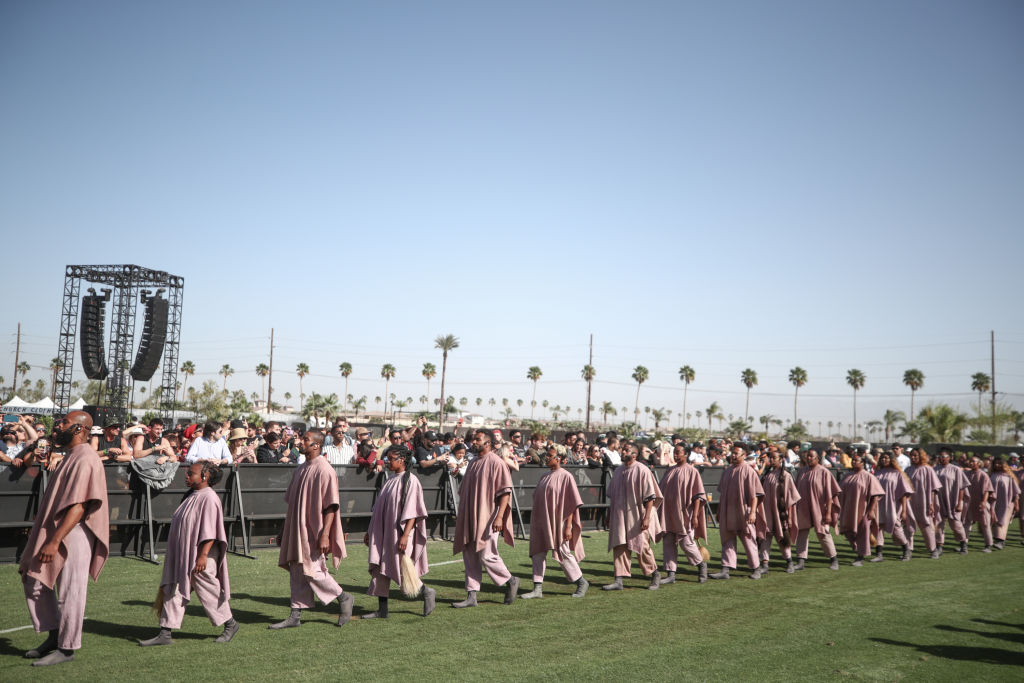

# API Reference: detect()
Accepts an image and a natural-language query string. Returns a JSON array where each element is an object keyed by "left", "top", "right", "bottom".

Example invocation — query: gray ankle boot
[
  {"left": 572, "top": 576, "right": 589, "bottom": 597},
  {"left": 520, "top": 582, "right": 543, "bottom": 599},
  {"left": 698, "top": 561, "right": 708, "bottom": 583},
  {"left": 659, "top": 571, "right": 676, "bottom": 585},
  {"left": 452, "top": 591, "right": 478, "bottom": 608},
  {"left": 269, "top": 608, "right": 302, "bottom": 630},
  {"left": 709, "top": 567, "right": 731, "bottom": 580},
  {"left": 601, "top": 577, "right": 624, "bottom": 591},
  {"left": 139, "top": 628, "right": 174, "bottom": 646}
]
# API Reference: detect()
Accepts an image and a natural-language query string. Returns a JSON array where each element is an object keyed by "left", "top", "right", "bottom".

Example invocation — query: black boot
[
  {"left": 138, "top": 628, "right": 174, "bottom": 647},
  {"left": 697, "top": 561, "right": 708, "bottom": 583},
  {"left": 269, "top": 608, "right": 302, "bottom": 630},
  {"left": 900, "top": 544, "right": 911, "bottom": 561},
  {"left": 869, "top": 545, "right": 885, "bottom": 563},
  {"left": 24, "top": 630, "right": 58, "bottom": 659},
  {"left": 215, "top": 618, "right": 238, "bottom": 643},
  {"left": 363, "top": 597, "right": 389, "bottom": 619}
]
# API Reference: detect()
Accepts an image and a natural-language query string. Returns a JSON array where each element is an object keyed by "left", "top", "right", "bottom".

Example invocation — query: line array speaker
[
  {"left": 130, "top": 296, "right": 169, "bottom": 381},
  {"left": 80, "top": 295, "right": 109, "bottom": 380}
]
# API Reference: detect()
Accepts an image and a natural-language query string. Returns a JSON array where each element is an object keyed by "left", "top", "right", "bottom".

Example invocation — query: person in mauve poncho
[
  {"left": 269, "top": 429, "right": 353, "bottom": 629},
  {"left": 602, "top": 443, "right": 664, "bottom": 591},
  {"left": 794, "top": 450, "right": 841, "bottom": 571},
  {"left": 758, "top": 446, "right": 800, "bottom": 574},
  {"left": 361, "top": 445, "right": 436, "bottom": 618},
  {"left": 709, "top": 444, "right": 765, "bottom": 580},
  {"left": 139, "top": 462, "right": 238, "bottom": 646},
  {"left": 656, "top": 442, "right": 709, "bottom": 584},
  {"left": 988, "top": 456, "right": 1020, "bottom": 550},
  {"left": 451, "top": 429, "right": 519, "bottom": 608},
  {"left": 519, "top": 447, "right": 589, "bottom": 599},
  {"left": 905, "top": 448, "right": 943, "bottom": 559},
  {"left": 963, "top": 455, "right": 995, "bottom": 552},
  {"left": 19, "top": 411, "right": 110, "bottom": 668},
  {"left": 872, "top": 452, "right": 915, "bottom": 562},
  {"left": 933, "top": 447, "right": 971, "bottom": 555},
  {"left": 838, "top": 451, "right": 884, "bottom": 566}
]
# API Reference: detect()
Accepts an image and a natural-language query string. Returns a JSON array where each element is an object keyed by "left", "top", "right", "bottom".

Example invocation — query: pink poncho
[
  {"left": 761, "top": 468, "right": 800, "bottom": 539},
  {"left": 278, "top": 455, "right": 347, "bottom": 575},
  {"left": 453, "top": 451, "right": 514, "bottom": 555},
  {"left": 838, "top": 470, "right": 884, "bottom": 536},
  {"left": 20, "top": 443, "right": 110, "bottom": 588},
  {"left": 989, "top": 471, "right": 1021, "bottom": 527},
  {"left": 657, "top": 463, "right": 707, "bottom": 543},
  {"left": 875, "top": 468, "right": 915, "bottom": 533},
  {"left": 907, "top": 465, "right": 943, "bottom": 528},
  {"left": 795, "top": 466, "right": 841, "bottom": 534},
  {"left": 717, "top": 463, "right": 765, "bottom": 532},
  {"left": 965, "top": 469, "right": 995, "bottom": 524},
  {"left": 934, "top": 464, "right": 971, "bottom": 517},
  {"left": 367, "top": 472, "right": 429, "bottom": 584},
  {"left": 529, "top": 467, "right": 585, "bottom": 561},
  {"left": 161, "top": 485, "right": 229, "bottom": 601},
  {"left": 606, "top": 462, "right": 663, "bottom": 553}
]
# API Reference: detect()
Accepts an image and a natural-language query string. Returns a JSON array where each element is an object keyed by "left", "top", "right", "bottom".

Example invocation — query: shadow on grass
[
  {"left": 935, "top": 624, "right": 1024, "bottom": 646},
  {"left": 120, "top": 599, "right": 273, "bottom": 627},
  {"left": 871, "top": 638, "right": 1023, "bottom": 666},
  {"left": 85, "top": 618, "right": 206, "bottom": 641},
  {"left": 0, "top": 637, "right": 25, "bottom": 657},
  {"left": 973, "top": 618, "right": 1024, "bottom": 631}
]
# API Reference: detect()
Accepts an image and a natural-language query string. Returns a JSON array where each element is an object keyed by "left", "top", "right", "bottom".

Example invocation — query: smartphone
[{"left": 3, "top": 414, "right": 20, "bottom": 423}]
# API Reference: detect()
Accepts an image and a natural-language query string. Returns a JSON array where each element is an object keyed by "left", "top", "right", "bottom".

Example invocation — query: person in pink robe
[
  {"left": 710, "top": 444, "right": 765, "bottom": 580},
  {"left": 988, "top": 456, "right": 1021, "bottom": 549},
  {"left": 759, "top": 446, "right": 800, "bottom": 573},
  {"left": 794, "top": 450, "right": 841, "bottom": 571},
  {"left": 139, "top": 462, "right": 237, "bottom": 646},
  {"left": 838, "top": 451, "right": 884, "bottom": 565},
  {"left": 906, "top": 448, "right": 943, "bottom": 559},
  {"left": 20, "top": 411, "right": 110, "bottom": 667},
  {"left": 362, "top": 445, "right": 435, "bottom": 618},
  {"left": 964, "top": 455, "right": 995, "bottom": 552},
  {"left": 656, "top": 442, "right": 709, "bottom": 583},
  {"left": 872, "top": 451, "right": 914, "bottom": 561},
  {"left": 451, "top": 429, "right": 518, "bottom": 607},
  {"left": 520, "top": 448, "right": 588, "bottom": 599},
  {"left": 602, "top": 443, "right": 664, "bottom": 590},
  {"left": 270, "top": 429, "right": 351, "bottom": 629},
  {"left": 933, "top": 447, "right": 971, "bottom": 554}
]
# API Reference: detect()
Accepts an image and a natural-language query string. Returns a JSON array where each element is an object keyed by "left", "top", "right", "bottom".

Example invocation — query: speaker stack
[
  {"left": 80, "top": 292, "right": 109, "bottom": 380},
  {"left": 130, "top": 294, "right": 169, "bottom": 381}
]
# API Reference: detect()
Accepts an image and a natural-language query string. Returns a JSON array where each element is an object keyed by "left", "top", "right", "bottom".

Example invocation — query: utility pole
[
  {"left": 12, "top": 322, "right": 20, "bottom": 398},
  {"left": 991, "top": 330, "right": 997, "bottom": 442},
  {"left": 267, "top": 328, "right": 274, "bottom": 415},
  {"left": 585, "top": 334, "right": 593, "bottom": 431}
]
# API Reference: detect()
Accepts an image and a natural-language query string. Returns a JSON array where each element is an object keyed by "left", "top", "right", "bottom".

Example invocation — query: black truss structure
[{"left": 56, "top": 265, "right": 184, "bottom": 422}]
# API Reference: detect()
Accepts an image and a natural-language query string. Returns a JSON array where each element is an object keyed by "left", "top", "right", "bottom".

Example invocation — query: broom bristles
[
  {"left": 152, "top": 585, "right": 166, "bottom": 613},
  {"left": 399, "top": 554, "right": 422, "bottom": 599}
]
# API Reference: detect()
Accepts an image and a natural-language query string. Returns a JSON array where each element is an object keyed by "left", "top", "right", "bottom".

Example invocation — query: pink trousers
[
  {"left": 877, "top": 521, "right": 910, "bottom": 547},
  {"left": 720, "top": 525, "right": 760, "bottom": 570},
  {"left": 288, "top": 555, "right": 344, "bottom": 608},
  {"left": 531, "top": 542, "right": 582, "bottom": 583},
  {"left": 935, "top": 512, "right": 967, "bottom": 545},
  {"left": 22, "top": 524, "right": 93, "bottom": 651},
  {"left": 662, "top": 531, "right": 704, "bottom": 571},
  {"left": 843, "top": 517, "right": 873, "bottom": 557},
  {"left": 612, "top": 542, "right": 657, "bottom": 577},
  {"left": 905, "top": 517, "right": 936, "bottom": 552},
  {"left": 159, "top": 547, "right": 233, "bottom": 629},
  {"left": 462, "top": 530, "right": 512, "bottom": 592},
  {"left": 758, "top": 534, "right": 792, "bottom": 564},
  {"left": 795, "top": 527, "right": 837, "bottom": 559}
]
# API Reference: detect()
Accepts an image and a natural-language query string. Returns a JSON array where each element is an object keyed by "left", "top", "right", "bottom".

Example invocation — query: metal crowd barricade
[{"left": 0, "top": 464, "right": 46, "bottom": 563}]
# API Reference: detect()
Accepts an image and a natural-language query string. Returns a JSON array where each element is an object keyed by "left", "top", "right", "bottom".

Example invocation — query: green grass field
[{"left": 2, "top": 531, "right": 1022, "bottom": 681}]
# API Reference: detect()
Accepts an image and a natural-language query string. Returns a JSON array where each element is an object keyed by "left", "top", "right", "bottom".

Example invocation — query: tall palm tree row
[
  {"left": 422, "top": 362, "right": 436, "bottom": 409},
  {"left": 255, "top": 363, "right": 269, "bottom": 404},
  {"left": 903, "top": 368, "right": 925, "bottom": 420},
  {"left": 678, "top": 365, "right": 695, "bottom": 428},
  {"left": 788, "top": 366, "right": 807, "bottom": 423},
  {"left": 338, "top": 362, "right": 352, "bottom": 413},
  {"left": 581, "top": 364, "right": 595, "bottom": 429},
  {"left": 435, "top": 334, "right": 459, "bottom": 429},
  {"left": 740, "top": 368, "right": 757, "bottom": 422},
  {"left": 380, "top": 363, "right": 396, "bottom": 420},
  {"left": 179, "top": 361, "right": 196, "bottom": 404},
  {"left": 296, "top": 363, "right": 309, "bottom": 411},
  {"left": 527, "top": 366, "right": 543, "bottom": 419},
  {"left": 970, "top": 372, "right": 991, "bottom": 416},
  {"left": 846, "top": 369, "right": 866, "bottom": 439},
  {"left": 631, "top": 365, "right": 649, "bottom": 425}
]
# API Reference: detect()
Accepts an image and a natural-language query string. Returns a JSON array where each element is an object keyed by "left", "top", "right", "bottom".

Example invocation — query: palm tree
[
  {"left": 295, "top": 363, "right": 310, "bottom": 411},
  {"left": 525, "top": 366, "right": 544, "bottom": 419},
  {"left": 516, "top": 399, "right": 523, "bottom": 412},
  {"left": 351, "top": 395, "right": 367, "bottom": 415},
  {"left": 651, "top": 408, "right": 667, "bottom": 430},
  {"left": 678, "top": 365, "right": 695, "bottom": 427},
  {"left": 581, "top": 364, "right": 596, "bottom": 429},
  {"left": 422, "top": 362, "right": 436, "bottom": 408},
  {"left": 48, "top": 357, "right": 64, "bottom": 400},
  {"left": 971, "top": 372, "right": 991, "bottom": 417},
  {"left": 338, "top": 362, "right": 352, "bottom": 413},
  {"left": 788, "top": 366, "right": 807, "bottom": 423},
  {"left": 435, "top": 334, "right": 460, "bottom": 429},
  {"left": 706, "top": 401, "right": 721, "bottom": 432},
  {"left": 846, "top": 369, "right": 866, "bottom": 438},
  {"left": 459, "top": 397, "right": 469, "bottom": 419},
  {"left": 903, "top": 368, "right": 925, "bottom": 419},
  {"left": 759, "top": 414, "right": 775, "bottom": 436},
  {"left": 255, "top": 363, "right": 269, "bottom": 404},
  {"left": 631, "top": 366, "right": 649, "bottom": 424},
  {"left": 380, "top": 363, "right": 396, "bottom": 420},
  {"left": 601, "top": 401, "right": 617, "bottom": 424},
  {"left": 218, "top": 364, "right": 234, "bottom": 391},
  {"left": 284, "top": 391, "right": 292, "bottom": 408},
  {"left": 542, "top": 399, "right": 549, "bottom": 419},
  {"left": 740, "top": 368, "right": 758, "bottom": 422},
  {"left": 180, "top": 360, "right": 196, "bottom": 404},
  {"left": 17, "top": 361, "right": 30, "bottom": 393},
  {"left": 882, "top": 409, "right": 906, "bottom": 442},
  {"left": 915, "top": 404, "right": 971, "bottom": 444}
]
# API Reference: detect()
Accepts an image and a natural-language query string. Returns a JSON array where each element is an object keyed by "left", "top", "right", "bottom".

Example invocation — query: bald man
[{"left": 20, "top": 411, "right": 110, "bottom": 666}]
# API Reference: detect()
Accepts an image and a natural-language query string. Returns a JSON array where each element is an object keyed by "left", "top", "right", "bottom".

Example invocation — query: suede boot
[
  {"left": 520, "top": 582, "right": 543, "bottom": 600},
  {"left": 269, "top": 608, "right": 302, "bottom": 630},
  {"left": 452, "top": 591, "right": 478, "bottom": 608},
  {"left": 138, "top": 629, "right": 173, "bottom": 647},
  {"left": 571, "top": 576, "right": 589, "bottom": 597},
  {"left": 363, "top": 597, "right": 389, "bottom": 619}
]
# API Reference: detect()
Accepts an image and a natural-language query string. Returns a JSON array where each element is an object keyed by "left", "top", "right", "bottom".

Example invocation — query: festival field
[{"left": 1, "top": 532, "right": 1021, "bottom": 681}]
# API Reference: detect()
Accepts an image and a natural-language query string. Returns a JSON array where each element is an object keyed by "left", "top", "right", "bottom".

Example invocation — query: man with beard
[
  {"left": 20, "top": 411, "right": 110, "bottom": 666},
  {"left": 657, "top": 442, "right": 709, "bottom": 584},
  {"left": 760, "top": 446, "right": 800, "bottom": 573},
  {"left": 451, "top": 430, "right": 518, "bottom": 607},
  {"left": 838, "top": 451, "right": 884, "bottom": 566},
  {"left": 519, "top": 448, "right": 588, "bottom": 599},
  {"left": 933, "top": 447, "right": 971, "bottom": 555},
  {"left": 794, "top": 449, "right": 841, "bottom": 571},
  {"left": 269, "top": 429, "right": 352, "bottom": 629},
  {"left": 602, "top": 444, "right": 663, "bottom": 590},
  {"left": 710, "top": 444, "right": 765, "bottom": 580}
]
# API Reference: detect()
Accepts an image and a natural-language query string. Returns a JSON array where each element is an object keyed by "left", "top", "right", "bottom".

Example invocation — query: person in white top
[
  {"left": 687, "top": 443, "right": 707, "bottom": 465},
  {"left": 892, "top": 444, "right": 911, "bottom": 471},
  {"left": 323, "top": 424, "right": 356, "bottom": 465},
  {"left": 186, "top": 422, "right": 232, "bottom": 465}
]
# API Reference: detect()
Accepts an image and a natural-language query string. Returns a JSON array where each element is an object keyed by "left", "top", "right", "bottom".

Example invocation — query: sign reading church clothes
[{"left": 1, "top": 396, "right": 56, "bottom": 415}]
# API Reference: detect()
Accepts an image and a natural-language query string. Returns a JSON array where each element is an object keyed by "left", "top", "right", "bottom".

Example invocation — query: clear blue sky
[{"left": 2, "top": 1, "right": 1022, "bottom": 433}]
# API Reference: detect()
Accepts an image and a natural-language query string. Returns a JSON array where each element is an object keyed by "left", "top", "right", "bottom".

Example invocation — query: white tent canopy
[{"left": 2, "top": 396, "right": 56, "bottom": 415}]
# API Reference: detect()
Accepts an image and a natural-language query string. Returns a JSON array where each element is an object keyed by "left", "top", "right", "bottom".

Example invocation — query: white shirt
[
  {"left": 688, "top": 452, "right": 706, "bottom": 464},
  {"left": 323, "top": 443, "right": 355, "bottom": 465},
  {"left": 186, "top": 437, "right": 233, "bottom": 464},
  {"left": 896, "top": 453, "right": 911, "bottom": 470},
  {"left": 786, "top": 449, "right": 801, "bottom": 466},
  {"left": 603, "top": 448, "right": 622, "bottom": 466}
]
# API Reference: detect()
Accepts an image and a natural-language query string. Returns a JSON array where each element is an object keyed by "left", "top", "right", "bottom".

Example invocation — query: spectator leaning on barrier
[
  {"left": 229, "top": 428, "right": 256, "bottom": 464},
  {"left": 186, "top": 422, "right": 232, "bottom": 466},
  {"left": 323, "top": 425, "right": 356, "bottom": 465}
]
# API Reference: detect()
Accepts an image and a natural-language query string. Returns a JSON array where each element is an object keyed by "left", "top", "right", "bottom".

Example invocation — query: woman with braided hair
[
  {"left": 362, "top": 445, "right": 436, "bottom": 618},
  {"left": 872, "top": 451, "right": 915, "bottom": 561},
  {"left": 759, "top": 446, "right": 800, "bottom": 573},
  {"left": 139, "top": 461, "right": 237, "bottom": 646}
]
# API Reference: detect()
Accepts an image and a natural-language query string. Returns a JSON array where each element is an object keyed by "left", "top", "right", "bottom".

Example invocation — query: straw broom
[{"left": 399, "top": 553, "right": 422, "bottom": 598}]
